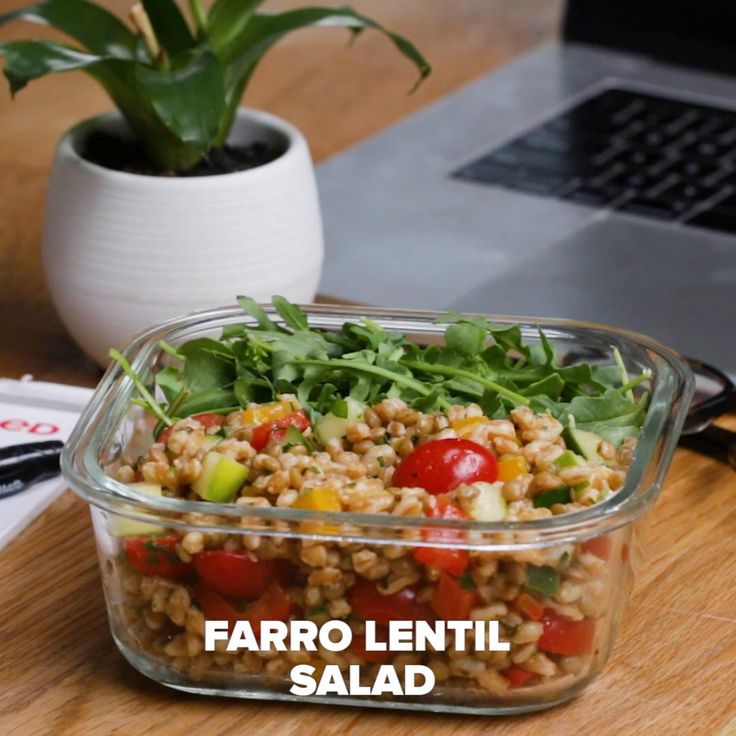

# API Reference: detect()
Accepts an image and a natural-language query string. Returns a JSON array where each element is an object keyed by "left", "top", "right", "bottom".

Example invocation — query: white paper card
[{"left": 0, "top": 377, "right": 94, "bottom": 552}]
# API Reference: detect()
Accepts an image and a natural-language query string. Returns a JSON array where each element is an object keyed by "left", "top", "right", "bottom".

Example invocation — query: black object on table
[{"left": 0, "top": 440, "right": 64, "bottom": 499}]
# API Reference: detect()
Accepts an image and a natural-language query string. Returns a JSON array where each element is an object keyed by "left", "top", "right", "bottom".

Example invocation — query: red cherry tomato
[
  {"left": 192, "top": 581, "right": 292, "bottom": 634},
  {"left": 351, "top": 628, "right": 392, "bottom": 664},
  {"left": 192, "top": 550, "right": 290, "bottom": 599},
  {"left": 431, "top": 573, "right": 478, "bottom": 620},
  {"left": 413, "top": 496, "right": 470, "bottom": 575},
  {"left": 393, "top": 438, "right": 498, "bottom": 495},
  {"left": 347, "top": 579, "right": 430, "bottom": 624},
  {"left": 538, "top": 608, "right": 595, "bottom": 656},
  {"left": 124, "top": 535, "right": 191, "bottom": 580},
  {"left": 192, "top": 581, "right": 242, "bottom": 622},
  {"left": 501, "top": 665, "right": 537, "bottom": 688},
  {"left": 244, "top": 583, "right": 293, "bottom": 632},
  {"left": 250, "top": 411, "right": 311, "bottom": 451},
  {"left": 158, "top": 413, "right": 223, "bottom": 445},
  {"left": 581, "top": 535, "right": 611, "bottom": 560}
]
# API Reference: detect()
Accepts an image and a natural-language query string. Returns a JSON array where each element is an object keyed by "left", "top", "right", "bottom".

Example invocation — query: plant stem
[
  {"left": 612, "top": 347, "right": 633, "bottom": 400},
  {"left": 619, "top": 371, "right": 651, "bottom": 395},
  {"left": 291, "top": 358, "right": 431, "bottom": 396},
  {"left": 110, "top": 349, "right": 173, "bottom": 427},
  {"left": 159, "top": 341, "right": 185, "bottom": 361},
  {"left": 400, "top": 359, "right": 530, "bottom": 406},
  {"left": 188, "top": 0, "right": 208, "bottom": 37},
  {"left": 130, "top": 3, "right": 163, "bottom": 66}
]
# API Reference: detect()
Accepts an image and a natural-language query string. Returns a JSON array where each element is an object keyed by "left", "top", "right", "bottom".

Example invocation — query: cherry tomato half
[
  {"left": 124, "top": 535, "right": 191, "bottom": 580},
  {"left": 347, "top": 579, "right": 430, "bottom": 624},
  {"left": 393, "top": 438, "right": 498, "bottom": 495},
  {"left": 538, "top": 608, "right": 595, "bottom": 656},
  {"left": 431, "top": 573, "right": 478, "bottom": 620},
  {"left": 413, "top": 496, "right": 470, "bottom": 575},
  {"left": 581, "top": 535, "right": 611, "bottom": 560},
  {"left": 501, "top": 665, "right": 537, "bottom": 688},
  {"left": 250, "top": 411, "right": 311, "bottom": 451},
  {"left": 192, "top": 550, "right": 290, "bottom": 599},
  {"left": 351, "top": 628, "right": 392, "bottom": 664},
  {"left": 158, "top": 413, "right": 223, "bottom": 446},
  {"left": 192, "top": 581, "right": 292, "bottom": 634}
]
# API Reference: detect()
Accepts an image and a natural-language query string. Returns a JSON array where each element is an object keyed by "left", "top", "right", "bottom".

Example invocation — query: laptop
[{"left": 317, "top": 0, "right": 736, "bottom": 369}]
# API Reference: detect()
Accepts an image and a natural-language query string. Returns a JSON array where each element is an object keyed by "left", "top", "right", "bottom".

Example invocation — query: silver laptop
[{"left": 317, "top": 0, "right": 736, "bottom": 369}]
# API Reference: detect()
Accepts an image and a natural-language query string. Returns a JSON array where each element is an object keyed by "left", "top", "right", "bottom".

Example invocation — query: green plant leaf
[
  {"left": 207, "top": 0, "right": 264, "bottom": 51},
  {"left": 444, "top": 322, "right": 486, "bottom": 357},
  {"left": 142, "top": 0, "right": 195, "bottom": 56},
  {"left": 87, "top": 59, "right": 211, "bottom": 171},
  {"left": 0, "top": 0, "right": 138, "bottom": 57},
  {"left": 214, "top": 6, "right": 431, "bottom": 146},
  {"left": 155, "top": 365, "right": 184, "bottom": 403},
  {"left": 179, "top": 337, "right": 236, "bottom": 391},
  {"left": 134, "top": 48, "right": 225, "bottom": 162},
  {"left": 0, "top": 40, "right": 103, "bottom": 94},
  {"left": 225, "top": 7, "right": 430, "bottom": 86},
  {"left": 272, "top": 295, "right": 309, "bottom": 331},
  {"left": 174, "top": 387, "right": 238, "bottom": 417},
  {"left": 237, "top": 295, "right": 278, "bottom": 331}
]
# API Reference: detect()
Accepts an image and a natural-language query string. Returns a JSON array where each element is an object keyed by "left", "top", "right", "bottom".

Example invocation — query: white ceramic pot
[{"left": 43, "top": 109, "right": 324, "bottom": 366}]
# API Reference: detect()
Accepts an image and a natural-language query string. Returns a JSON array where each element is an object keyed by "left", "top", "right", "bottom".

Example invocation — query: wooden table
[{"left": 2, "top": 2, "right": 735, "bottom": 734}]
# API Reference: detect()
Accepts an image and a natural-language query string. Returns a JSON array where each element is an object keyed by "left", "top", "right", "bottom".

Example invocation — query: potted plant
[{"left": 0, "top": 0, "right": 429, "bottom": 365}]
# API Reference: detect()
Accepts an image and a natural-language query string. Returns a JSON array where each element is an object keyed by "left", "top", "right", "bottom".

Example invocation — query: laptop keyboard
[{"left": 453, "top": 88, "right": 736, "bottom": 234}]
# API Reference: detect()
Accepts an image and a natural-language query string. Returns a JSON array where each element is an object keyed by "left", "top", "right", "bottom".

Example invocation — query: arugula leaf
[
  {"left": 522, "top": 373, "right": 565, "bottom": 400},
  {"left": 116, "top": 296, "right": 651, "bottom": 446},
  {"left": 237, "top": 295, "right": 278, "bottom": 331},
  {"left": 272, "top": 294, "right": 309, "bottom": 331},
  {"left": 155, "top": 365, "right": 184, "bottom": 402},
  {"left": 174, "top": 388, "right": 238, "bottom": 417},
  {"left": 180, "top": 338, "right": 235, "bottom": 392},
  {"left": 445, "top": 321, "right": 486, "bottom": 357}
]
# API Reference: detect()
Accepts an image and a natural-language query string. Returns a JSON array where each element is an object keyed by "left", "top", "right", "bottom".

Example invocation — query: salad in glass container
[{"left": 62, "top": 298, "right": 692, "bottom": 714}]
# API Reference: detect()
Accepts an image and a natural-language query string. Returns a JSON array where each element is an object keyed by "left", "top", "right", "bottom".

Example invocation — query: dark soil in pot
[{"left": 81, "top": 129, "right": 282, "bottom": 176}]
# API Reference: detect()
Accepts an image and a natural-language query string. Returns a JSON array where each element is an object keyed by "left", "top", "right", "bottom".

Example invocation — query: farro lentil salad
[{"left": 106, "top": 297, "right": 650, "bottom": 702}]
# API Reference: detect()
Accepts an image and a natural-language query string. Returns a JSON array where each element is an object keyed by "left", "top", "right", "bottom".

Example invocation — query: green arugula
[{"left": 110, "top": 296, "right": 651, "bottom": 445}]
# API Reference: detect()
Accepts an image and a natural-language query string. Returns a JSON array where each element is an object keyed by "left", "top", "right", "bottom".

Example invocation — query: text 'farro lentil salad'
[{"left": 98, "top": 297, "right": 662, "bottom": 712}]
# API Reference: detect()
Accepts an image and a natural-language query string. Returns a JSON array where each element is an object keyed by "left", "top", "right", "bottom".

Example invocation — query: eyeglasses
[{"left": 679, "top": 357, "right": 736, "bottom": 470}]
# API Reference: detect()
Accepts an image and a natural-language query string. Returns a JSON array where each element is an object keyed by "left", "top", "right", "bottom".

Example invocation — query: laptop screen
[{"left": 564, "top": 1, "right": 736, "bottom": 75}]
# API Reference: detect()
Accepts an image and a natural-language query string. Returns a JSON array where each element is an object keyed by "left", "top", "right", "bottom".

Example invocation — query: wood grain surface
[{"left": 3, "top": 2, "right": 735, "bottom": 735}]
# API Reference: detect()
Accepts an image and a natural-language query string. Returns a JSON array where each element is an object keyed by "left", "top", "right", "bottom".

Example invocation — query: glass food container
[{"left": 61, "top": 305, "right": 693, "bottom": 715}]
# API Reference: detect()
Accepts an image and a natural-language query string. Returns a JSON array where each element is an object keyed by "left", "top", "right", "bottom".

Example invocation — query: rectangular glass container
[{"left": 61, "top": 305, "right": 693, "bottom": 715}]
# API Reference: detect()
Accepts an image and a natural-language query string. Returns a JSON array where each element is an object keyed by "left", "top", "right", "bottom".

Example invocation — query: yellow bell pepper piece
[
  {"left": 293, "top": 487, "right": 342, "bottom": 533},
  {"left": 498, "top": 455, "right": 528, "bottom": 482},
  {"left": 242, "top": 400, "right": 294, "bottom": 427},
  {"left": 294, "top": 486, "right": 342, "bottom": 512},
  {"left": 451, "top": 416, "right": 491, "bottom": 438}
]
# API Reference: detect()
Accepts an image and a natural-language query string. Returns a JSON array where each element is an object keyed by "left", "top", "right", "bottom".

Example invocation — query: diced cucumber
[
  {"left": 314, "top": 413, "right": 349, "bottom": 445},
  {"left": 533, "top": 486, "right": 571, "bottom": 508},
  {"left": 563, "top": 427, "right": 605, "bottom": 467},
  {"left": 554, "top": 450, "right": 579, "bottom": 469},
  {"left": 110, "top": 482, "right": 165, "bottom": 537},
  {"left": 314, "top": 397, "right": 365, "bottom": 445},
  {"left": 524, "top": 564, "right": 560, "bottom": 596},
  {"left": 339, "top": 397, "right": 365, "bottom": 420},
  {"left": 282, "top": 425, "right": 317, "bottom": 452},
  {"left": 192, "top": 451, "right": 248, "bottom": 503},
  {"left": 469, "top": 481, "right": 507, "bottom": 521}
]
